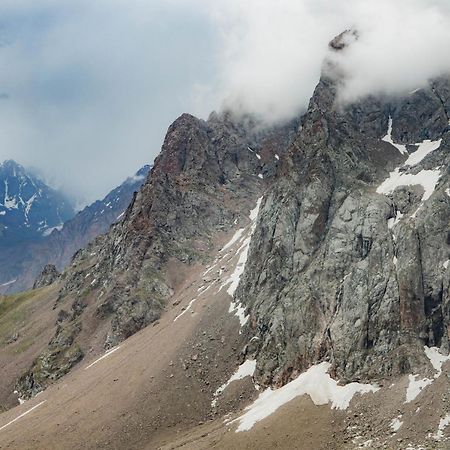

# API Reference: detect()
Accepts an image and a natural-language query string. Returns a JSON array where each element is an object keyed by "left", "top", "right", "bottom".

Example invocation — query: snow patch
[
  {"left": 390, "top": 416, "right": 403, "bottom": 432},
  {"left": 388, "top": 211, "right": 403, "bottom": 229},
  {"left": 275, "top": 154, "right": 279, "bottom": 160},
  {"left": 405, "top": 374, "right": 433, "bottom": 403},
  {"left": 232, "top": 362, "right": 378, "bottom": 432},
  {"left": 432, "top": 414, "right": 450, "bottom": 441},
  {"left": 212, "top": 360, "right": 256, "bottom": 407},
  {"left": 444, "top": 260, "right": 449, "bottom": 269},
  {"left": 404, "top": 139, "right": 442, "bottom": 167},
  {"left": 228, "top": 300, "right": 249, "bottom": 327},
  {"left": 424, "top": 346, "right": 450, "bottom": 376},
  {"left": 42, "top": 224, "right": 63, "bottom": 237},
  {"left": 0, "top": 279, "right": 16, "bottom": 287},
  {"left": 377, "top": 168, "right": 441, "bottom": 203}
]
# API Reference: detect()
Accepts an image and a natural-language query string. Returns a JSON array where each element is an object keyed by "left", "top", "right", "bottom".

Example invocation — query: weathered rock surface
[
  {"left": 15, "top": 112, "right": 297, "bottom": 398},
  {"left": 236, "top": 51, "right": 450, "bottom": 386}
]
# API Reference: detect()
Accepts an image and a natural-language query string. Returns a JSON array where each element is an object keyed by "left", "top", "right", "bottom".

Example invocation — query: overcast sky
[{"left": 1, "top": 0, "right": 450, "bottom": 205}]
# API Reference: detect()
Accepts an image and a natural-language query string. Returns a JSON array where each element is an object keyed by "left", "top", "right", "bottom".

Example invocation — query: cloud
[
  {"left": 195, "top": 0, "right": 450, "bottom": 122},
  {"left": 1, "top": 0, "right": 450, "bottom": 204},
  {"left": 0, "top": 0, "right": 217, "bottom": 204}
]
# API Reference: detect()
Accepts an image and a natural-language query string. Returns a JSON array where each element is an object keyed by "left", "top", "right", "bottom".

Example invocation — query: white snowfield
[
  {"left": 378, "top": 118, "right": 443, "bottom": 212},
  {"left": 377, "top": 168, "right": 441, "bottom": 203},
  {"left": 212, "top": 360, "right": 256, "bottom": 407},
  {"left": 232, "top": 362, "right": 379, "bottom": 432},
  {"left": 405, "top": 346, "right": 450, "bottom": 403}
]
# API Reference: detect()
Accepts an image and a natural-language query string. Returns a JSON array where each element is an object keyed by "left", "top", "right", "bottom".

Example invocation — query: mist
[
  {"left": 198, "top": 0, "right": 450, "bottom": 122},
  {"left": 0, "top": 0, "right": 217, "bottom": 205},
  {"left": 1, "top": 0, "right": 450, "bottom": 204}
]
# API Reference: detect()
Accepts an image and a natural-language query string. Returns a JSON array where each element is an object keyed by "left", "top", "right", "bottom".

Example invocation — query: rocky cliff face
[
  {"left": 15, "top": 112, "right": 297, "bottom": 398},
  {"left": 13, "top": 38, "right": 450, "bottom": 404},
  {"left": 235, "top": 61, "right": 450, "bottom": 385},
  {"left": 0, "top": 166, "right": 150, "bottom": 294}
]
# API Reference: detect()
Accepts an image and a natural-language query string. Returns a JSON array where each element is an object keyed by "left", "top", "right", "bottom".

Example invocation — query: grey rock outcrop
[{"left": 33, "top": 264, "right": 60, "bottom": 289}]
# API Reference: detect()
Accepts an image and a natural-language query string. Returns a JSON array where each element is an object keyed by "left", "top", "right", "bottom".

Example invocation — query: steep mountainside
[
  {"left": 0, "top": 160, "right": 74, "bottom": 241},
  {"left": 0, "top": 34, "right": 449, "bottom": 450},
  {"left": 0, "top": 165, "right": 150, "bottom": 294},
  {"left": 15, "top": 112, "right": 297, "bottom": 399},
  {"left": 236, "top": 59, "right": 450, "bottom": 385}
]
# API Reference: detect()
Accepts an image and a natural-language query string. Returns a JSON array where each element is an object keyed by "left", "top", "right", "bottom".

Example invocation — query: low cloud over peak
[
  {"left": 1, "top": 0, "right": 450, "bottom": 202},
  {"left": 196, "top": 0, "right": 450, "bottom": 122}
]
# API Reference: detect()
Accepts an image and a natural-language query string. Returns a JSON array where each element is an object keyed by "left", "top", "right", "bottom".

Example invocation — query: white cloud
[
  {"left": 1, "top": 0, "right": 450, "bottom": 202},
  {"left": 0, "top": 0, "right": 217, "bottom": 204},
  {"left": 195, "top": 0, "right": 450, "bottom": 122}
]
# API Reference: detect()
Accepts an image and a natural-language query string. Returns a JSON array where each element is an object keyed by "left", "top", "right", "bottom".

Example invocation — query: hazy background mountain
[{"left": 0, "top": 162, "right": 150, "bottom": 294}]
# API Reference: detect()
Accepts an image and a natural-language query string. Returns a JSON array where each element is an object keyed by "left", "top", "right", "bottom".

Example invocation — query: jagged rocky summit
[
  {"left": 15, "top": 112, "right": 298, "bottom": 398},
  {"left": 236, "top": 50, "right": 450, "bottom": 385}
]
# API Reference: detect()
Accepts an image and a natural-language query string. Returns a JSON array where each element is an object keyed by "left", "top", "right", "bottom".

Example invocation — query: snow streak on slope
[
  {"left": 382, "top": 117, "right": 407, "bottom": 155},
  {"left": 85, "top": 347, "right": 121, "bottom": 370},
  {"left": 232, "top": 362, "right": 378, "bottom": 432},
  {"left": 0, "top": 401, "right": 46, "bottom": 432},
  {"left": 173, "top": 298, "right": 197, "bottom": 322},
  {"left": 220, "top": 197, "right": 263, "bottom": 329}
]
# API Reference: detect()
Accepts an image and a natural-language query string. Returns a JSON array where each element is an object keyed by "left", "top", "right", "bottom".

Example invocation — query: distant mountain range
[
  {"left": 0, "top": 160, "right": 74, "bottom": 242},
  {"left": 0, "top": 162, "right": 150, "bottom": 293}
]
